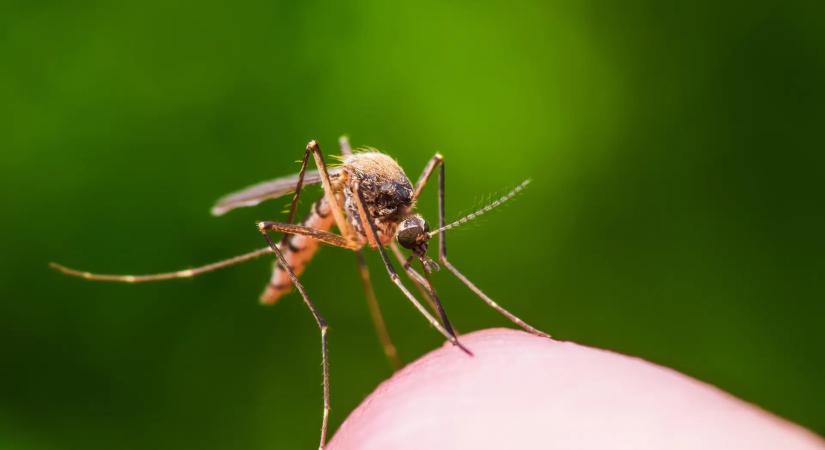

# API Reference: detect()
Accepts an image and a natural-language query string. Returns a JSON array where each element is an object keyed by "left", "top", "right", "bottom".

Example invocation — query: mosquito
[{"left": 50, "top": 136, "right": 548, "bottom": 450}]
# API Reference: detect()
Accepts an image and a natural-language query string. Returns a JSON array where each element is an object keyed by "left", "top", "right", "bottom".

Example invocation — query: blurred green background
[{"left": 2, "top": 0, "right": 824, "bottom": 448}]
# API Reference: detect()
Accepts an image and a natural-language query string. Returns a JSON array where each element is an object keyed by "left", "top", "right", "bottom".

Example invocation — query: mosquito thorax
[{"left": 396, "top": 214, "right": 430, "bottom": 253}]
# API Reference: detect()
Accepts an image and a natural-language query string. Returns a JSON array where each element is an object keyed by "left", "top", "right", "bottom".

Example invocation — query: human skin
[{"left": 328, "top": 328, "right": 824, "bottom": 450}]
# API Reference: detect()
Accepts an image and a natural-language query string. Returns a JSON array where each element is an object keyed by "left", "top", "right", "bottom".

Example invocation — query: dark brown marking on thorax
[{"left": 338, "top": 152, "right": 414, "bottom": 246}]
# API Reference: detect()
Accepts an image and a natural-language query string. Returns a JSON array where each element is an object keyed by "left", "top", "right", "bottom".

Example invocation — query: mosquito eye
[{"left": 397, "top": 226, "right": 422, "bottom": 249}]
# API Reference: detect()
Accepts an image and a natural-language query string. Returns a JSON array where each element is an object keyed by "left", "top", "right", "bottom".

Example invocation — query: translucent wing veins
[{"left": 211, "top": 168, "right": 340, "bottom": 216}]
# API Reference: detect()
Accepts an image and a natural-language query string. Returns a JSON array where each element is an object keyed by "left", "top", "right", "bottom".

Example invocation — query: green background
[{"left": 2, "top": 1, "right": 824, "bottom": 448}]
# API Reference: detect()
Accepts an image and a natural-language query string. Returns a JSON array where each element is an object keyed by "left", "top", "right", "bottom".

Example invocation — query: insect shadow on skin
[{"left": 50, "top": 135, "right": 547, "bottom": 450}]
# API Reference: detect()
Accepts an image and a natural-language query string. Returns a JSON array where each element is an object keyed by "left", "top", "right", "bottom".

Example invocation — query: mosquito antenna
[
  {"left": 428, "top": 178, "right": 531, "bottom": 237},
  {"left": 49, "top": 246, "right": 273, "bottom": 283}
]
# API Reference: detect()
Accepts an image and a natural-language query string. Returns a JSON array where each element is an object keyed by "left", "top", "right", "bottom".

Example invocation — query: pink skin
[{"left": 329, "top": 328, "right": 824, "bottom": 450}]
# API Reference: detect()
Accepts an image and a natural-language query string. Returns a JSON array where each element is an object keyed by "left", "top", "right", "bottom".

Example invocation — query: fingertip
[{"left": 329, "top": 328, "right": 825, "bottom": 450}]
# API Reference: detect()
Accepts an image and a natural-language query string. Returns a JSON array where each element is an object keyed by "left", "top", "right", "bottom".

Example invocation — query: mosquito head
[
  {"left": 396, "top": 214, "right": 431, "bottom": 253},
  {"left": 396, "top": 214, "right": 440, "bottom": 273}
]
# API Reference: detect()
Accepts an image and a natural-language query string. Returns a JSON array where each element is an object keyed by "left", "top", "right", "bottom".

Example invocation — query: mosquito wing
[{"left": 211, "top": 169, "right": 338, "bottom": 216}]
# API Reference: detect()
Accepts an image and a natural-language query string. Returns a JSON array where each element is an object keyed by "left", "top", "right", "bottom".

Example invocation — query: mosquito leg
[
  {"left": 408, "top": 152, "right": 460, "bottom": 321},
  {"left": 352, "top": 184, "right": 472, "bottom": 355},
  {"left": 257, "top": 221, "right": 360, "bottom": 250},
  {"left": 283, "top": 141, "right": 314, "bottom": 227},
  {"left": 434, "top": 160, "right": 550, "bottom": 338},
  {"left": 400, "top": 254, "right": 460, "bottom": 338},
  {"left": 49, "top": 247, "right": 273, "bottom": 283},
  {"left": 263, "top": 143, "right": 314, "bottom": 298},
  {"left": 389, "top": 241, "right": 441, "bottom": 319},
  {"left": 260, "top": 141, "right": 309, "bottom": 304},
  {"left": 262, "top": 140, "right": 355, "bottom": 304},
  {"left": 259, "top": 225, "right": 331, "bottom": 450},
  {"left": 354, "top": 250, "right": 401, "bottom": 370},
  {"left": 443, "top": 260, "right": 549, "bottom": 337},
  {"left": 306, "top": 140, "right": 357, "bottom": 242},
  {"left": 412, "top": 153, "right": 443, "bottom": 203}
]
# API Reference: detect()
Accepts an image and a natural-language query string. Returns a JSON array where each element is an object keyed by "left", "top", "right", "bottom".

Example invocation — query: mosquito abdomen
[{"left": 260, "top": 197, "right": 336, "bottom": 304}]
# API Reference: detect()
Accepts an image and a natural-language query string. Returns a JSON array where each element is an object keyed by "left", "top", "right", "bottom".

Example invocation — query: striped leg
[{"left": 49, "top": 247, "right": 273, "bottom": 283}]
